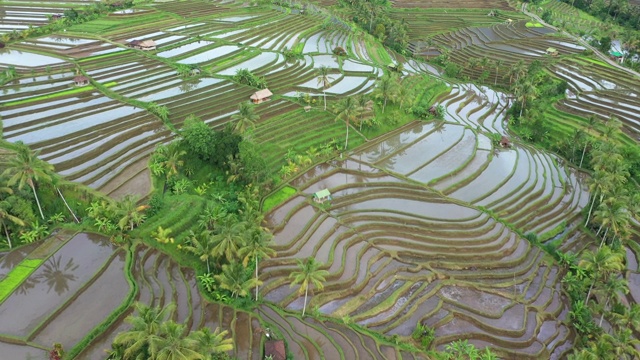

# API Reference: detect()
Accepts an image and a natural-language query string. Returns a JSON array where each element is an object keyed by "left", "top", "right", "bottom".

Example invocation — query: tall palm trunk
[
  {"left": 3, "top": 224, "right": 12, "bottom": 249},
  {"left": 383, "top": 98, "right": 387, "bottom": 113},
  {"left": 586, "top": 278, "right": 596, "bottom": 304},
  {"left": 585, "top": 192, "right": 598, "bottom": 225},
  {"left": 57, "top": 187, "right": 79, "bottom": 223},
  {"left": 599, "top": 296, "right": 611, "bottom": 327},
  {"left": 579, "top": 142, "right": 588, "bottom": 167},
  {"left": 255, "top": 255, "right": 259, "bottom": 301},
  {"left": 206, "top": 258, "right": 210, "bottom": 273},
  {"left": 345, "top": 119, "right": 350, "bottom": 151},
  {"left": 323, "top": 91, "right": 327, "bottom": 111},
  {"left": 303, "top": 286, "right": 309, "bottom": 316},
  {"left": 29, "top": 180, "right": 45, "bottom": 220}
]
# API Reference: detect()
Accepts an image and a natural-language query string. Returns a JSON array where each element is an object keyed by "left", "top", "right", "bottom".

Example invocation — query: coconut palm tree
[
  {"left": 232, "top": 101, "right": 260, "bottom": 135},
  {"left": 189, "top": 327, "right": 233, "bottom": 358},
  {"left": 316, "top": 66, "right": 334, "bottom": 110},
  {"left": 239, "top": 228, "right": 276, "bottom": 300},
  {"left": 0, "top": 199, "right": 25, "bottom": 249},
  {"left": 514, "top": 79, "right": 538, "bottom": 117},
  {"left": 214, "top": 262, "right": 259, "bottom": 299},
  {"left": 333, "top": 96, "right": 360, "bottom": 151},
  {"left": 3, "top": 142, "right": 53, "bottom": 220},
  {"left": 494, "top": 59, "right": 504, "bottom": 85},
  {"left": 289, "top": 257, "right": 329, "bottom": 316},
  {"left": 211, "top": 214, "right": 246, "bottom": 263},
  {"left": 579, "top": 246, "right": 625, "bottom": 303},
  {"left": 355, "top": 95, "right": 374, "bottom": 131},
  {"left": 113, "top": 302, "right": 176, "bottom": 359},
  {"left": 183, "top": 230, "right": 215, "bottom": 273},
  {"left": 115, "top": 195, "right": 146, "bottom": 231},
  {"left": 597, "top": 274, "right": 628, "bottom": 327},
  {"left": 148, "top": 321, "right": 201, "bottom": 360},
  {"left": 373, "top": 74, "right": 399, "bottom": 113},
  {"left": 49, "top": 176, "right": 79, "bottom": 223}
]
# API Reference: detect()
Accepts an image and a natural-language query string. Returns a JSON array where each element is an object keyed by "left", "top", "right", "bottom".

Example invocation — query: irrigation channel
[{"left": 1, "top": 0, "right": 639, "bottom": 359}]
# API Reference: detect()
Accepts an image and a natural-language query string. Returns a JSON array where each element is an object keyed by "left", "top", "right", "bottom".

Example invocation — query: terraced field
[
  {"left": 261, "top": 157, "right": 575, "bottom": 359},
  {"left": 78, "top": 246, "right": 263, "bottom": 360},
  {"left": 3, "top": 0, "right": 640, "bottom": 358},
  {"left": 0, "top": 232, "right": 130, "bottom": 359}
]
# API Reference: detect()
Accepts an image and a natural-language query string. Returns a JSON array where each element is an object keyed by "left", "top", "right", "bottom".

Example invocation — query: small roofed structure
[
  {"left": 313, "top": 189, "right": 331, "bottom": 203},
  {"left": 500, "top": 136, "right": 511, "bottom": 148},
  {"left": 546, "top": 47, "right": 558, "bottom": 56},
  {"left": 73, "top": 75, "right": 89, "bottom": 86},
  {"left": 138, "top": 40, "right": 156, "bottom": 51},
  {"left": 304, "top": 105, "right": 311, "bottom": 112},
  {"left": 264, "top": 340, "right": 286, "bottom": 360},
  {"left": 250, "top": 88, "right": 273, "bottom": 104},
  {"left": 506, "top": 18, "right": 513, "bottom": 24},
  {"left": 127, "top": 39, "right": 141, "bottom": 48},
  {"left": 610, "top": 51, "right": 623, "bottom": 63}
]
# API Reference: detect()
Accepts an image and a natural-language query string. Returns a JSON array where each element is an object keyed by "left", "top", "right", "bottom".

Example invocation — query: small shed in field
[
  {"left": 264, "top": 340, "right": 286, "bottom": 360},
  {"left": 313, "top": 189, "right": 331, "bottom": 203},
  {"left": 138, "top": 40, "right": 156, "bottom": 51},
  {"left": 127, "top": 39, "right": 141, "bottom": 48},
  {"left": 73, "top": 75, "right": 89, "bottom": 86},
  {"left": 250, "top": 88, "right": 273, "bottom": 104},
  {"left": 546, "top": 47, "right": 558, "bottom": 56}
]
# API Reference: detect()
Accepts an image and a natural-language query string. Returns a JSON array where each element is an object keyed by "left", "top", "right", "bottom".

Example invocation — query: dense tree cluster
[
  {"left": 337, "top": 0, "right": 409, "bottom": 54},
  {"left": 108, "top": 302, "right": 233, "bottom": 360},
  {"left": 559, "top": 0, "right": 640, "bottom": 31},
  {"left": 0, "top": 142, "right": 88, "bottom": 250}
]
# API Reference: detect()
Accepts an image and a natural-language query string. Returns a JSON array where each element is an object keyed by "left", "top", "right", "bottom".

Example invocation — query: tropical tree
[
  {"left": 150, "top": 143, "right": 186, "bottom": 195},
  {"left": 316, "top": 65, "right": 334, "bottom": 110},
  {"left": 289, "top": 257, "right": 330, "bottom": 316},
  {"left": 189, "top": 327, "right": 233, "bottom": 359},
  {"left": 232, "top": 101, "right": 260, "bottom": 135},
  {"left": 50, "top": 176, "right": 79, "bottom": 223},
  {"left": 183, "top": 230, "right": 215, "bottom": 273},
  {"left": 355, "top": 95, "right": 374, "bottom": 131},
  {"left": 113, "top": 302, "right": 176, "bottom": 359},
  {"left": 597, "top": 274, "right": 628, "bottom": 327},
  {"left": 579, "top": 246, "right": 625, "bottom": 303},
  {"left": 333, "top": 96, "right": 360, "bottom": 151},
  {"left": 3, "top": 143, "right": 53, "bottom": 220},
  {"left": 211, "top": 214, "right": 246, "bottom": 263},
  {"left": 214, "top": 262, "right": 258, "bottom": 299},
  {"left": 239, "top": 228, "right": 276, "bottom": 300},
  {"left": 152, "top": 226, "right": 175, "bottom": 244},
  {"left": 0, "top": 199, "right": 25, "bottom": 249},
  {"left": 148, "top": 321, "right": 201, "bottom": 360},
  {"left": 373, "top": 74, "right": 399, "bottom": 113},
  {"left": 494, "top": 59, "right": 504, "bottom": 85},
  {"left": 114, "top": 195, "right": 146, "bottom": 231}
]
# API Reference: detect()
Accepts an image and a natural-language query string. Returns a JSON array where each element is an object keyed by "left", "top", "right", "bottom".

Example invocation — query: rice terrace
[{"left": 1, "top": 0, "right": 640, "bottom": 358}]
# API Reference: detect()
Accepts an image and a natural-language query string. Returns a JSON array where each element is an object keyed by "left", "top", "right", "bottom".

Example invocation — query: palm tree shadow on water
[{"left": 36, "top": 255, "right": 79, "bottom": 296}]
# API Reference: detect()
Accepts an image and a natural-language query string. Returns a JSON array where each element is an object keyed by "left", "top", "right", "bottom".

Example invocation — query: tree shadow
[{"left": 36, "top": 255, "right": 79, "bottom": 295}]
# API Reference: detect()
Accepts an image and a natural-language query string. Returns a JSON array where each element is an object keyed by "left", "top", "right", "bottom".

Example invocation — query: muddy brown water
[
  {"left": 0, "top": 233, "right": 115, "bottom": 337},
  {"left": 33, "top": 251, "right": 129, "bottom": 350}
]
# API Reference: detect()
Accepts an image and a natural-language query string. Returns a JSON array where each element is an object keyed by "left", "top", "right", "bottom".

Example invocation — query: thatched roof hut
[
  {"left": 73, "top": 75, "right": 90, "bottom": 86},
  {"left": 250, "top": 88, "right": 273, "bottom": 104}
]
